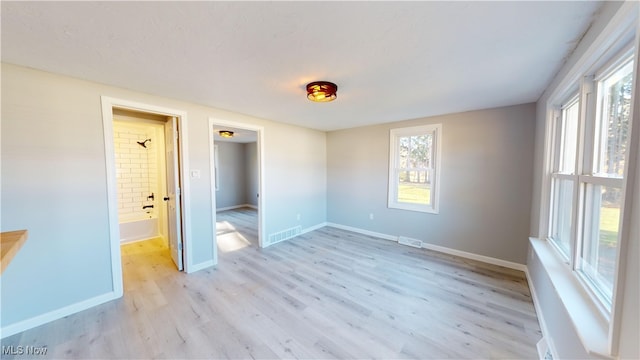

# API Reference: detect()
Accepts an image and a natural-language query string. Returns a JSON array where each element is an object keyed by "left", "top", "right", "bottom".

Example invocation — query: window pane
[
  {"left": 594, "top": 59, "right": 634, "bottom": 177},
  {"left": 550, "top": 178, "right": 573, "bottom": 258},
  {"left": 579, "top": 185, "right": 622, "bottom": 302},
  {"left": 559, "top": 99, "right": 579, "bottom": 173},
  {"left": 398, "top": 172, "right": 431, "bottom": 205},
  {"left": 399, "top": 134, "right": 432, "bottom": 169},
  {"left": 396, "top": 133, "right": 433, "bottom": 205},
  {"left": 389, "top": 124, "right": 440, "bottom": 213},
  {"left": 399, "top": 137, "right": 409, "bottom": 168}
]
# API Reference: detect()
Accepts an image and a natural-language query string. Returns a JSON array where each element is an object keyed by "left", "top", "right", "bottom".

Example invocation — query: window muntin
[
  {"left": 547, "top": 50, "right": 635, "bottom": 310},
  {"left": 559, "top": 97, "right": 580, "bottom": 174},
  {"left": 388, "top": 124, "right": 441, "bottom": 213},
  {"left": 550, "top": 178, "right": 574, "bottom": 258},
  {"left": 548, "top": 95, "right": 580, "bottom": 259}
]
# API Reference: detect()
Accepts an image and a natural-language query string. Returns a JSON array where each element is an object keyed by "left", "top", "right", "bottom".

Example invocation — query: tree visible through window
[
  {"left": 389, "top": 124, "right": 441, "bottom": 213},
  {"left": 580, "top": 58, "right": 634, "bottom": 300},
  {"left": 547, "top": 51, "right": 635, "bottom": 308}
]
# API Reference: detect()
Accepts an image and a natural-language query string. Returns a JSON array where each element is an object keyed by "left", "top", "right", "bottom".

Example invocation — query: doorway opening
[
  {"left": 102, "top": 96, "right": 194, "bottom": 297},
  {"left": 112, "top": 109, "right": 181, "bottom": 273},
  {"left": 209, "top": 118, "right": 265, "bottom": 262}
]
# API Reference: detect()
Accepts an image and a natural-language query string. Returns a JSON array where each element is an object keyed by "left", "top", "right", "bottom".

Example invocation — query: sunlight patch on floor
[{"left": 216, "top": 221, "right": 251, "bottom": 252}]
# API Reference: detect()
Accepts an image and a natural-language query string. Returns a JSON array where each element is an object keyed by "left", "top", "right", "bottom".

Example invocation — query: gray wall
[
  {"left": 528, "top": 1, "right": 638, "bottom": 358},
  {"left": 215, "top": 141, "right": 247, "bottom": 209},
  {"left": 215, "top": 141, "right": 258, "bottom": 209},
  {"left": 327, "top": 103, "right": 535, "bottom": 264},
  {"left": 1, "top": 63, "right": 327, "bottom": 331}
]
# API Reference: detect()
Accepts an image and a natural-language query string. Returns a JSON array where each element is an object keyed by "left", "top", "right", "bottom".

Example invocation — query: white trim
[
  {"left": 326, "top": 222, "right": 397, "bottom": 242},
  {"left": 325, "top": 223, "right": 525, "bottom": 271},
  {"left": 0, "top": 291, "right": 119, "bottom": 339},
  {"left": 608, "top": 31, "right": 640, "bottom": 355},
  {"left": 213, "top": 144, "right": 220, "bottom": 191},
  {"left": 388, "top": 124, "right": 441, "bottom": 214},
  {"left": 524, "top": 266, "right": 559, "bottom": 360},
  {"left": 100, "top": 96, "right": 195, "bottom": 276},
  {"left": 209, "top": 118, "right": 266, "bottom": 251},
  {"left": 175, "top": 116, "right": 194, "bottom": 273},
  {"left": 188, "top": 260, "right": 216, "bottom": 273},
  {"left": 302, "top": 222, "right": 328, "bottom": 235},
  {"left": 544, "top": 1, "right": 638, "bottom": 104},
  {"left": 422, "top": 241, "right": 527, "bottom": 271},
  {"left": 216, "top": 204, "right": 258, "bottom": 212},
  {"left": 578, "top": 174, "right": 624, "bottom": 187},
  {"left": 100, "top": 97, "right": 124, "bottom": 298},
  {"left": 529, "top": 237, "right": 611, "bottom": 359},
  {"left": 420, "top": 241, "right": 527, "bottom": 272}
]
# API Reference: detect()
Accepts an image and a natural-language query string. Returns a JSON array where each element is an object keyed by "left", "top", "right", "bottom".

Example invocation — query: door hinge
[
  {"left": 178, "top": 242, "right": 183, "bottom": 251},
  {"left": 177, "top": 187, "right": 181, "bottom": 196}
]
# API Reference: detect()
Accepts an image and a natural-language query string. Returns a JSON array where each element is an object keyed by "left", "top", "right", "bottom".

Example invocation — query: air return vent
[{"left": 268, "top": 226, "right": 302, "bottom": 245}]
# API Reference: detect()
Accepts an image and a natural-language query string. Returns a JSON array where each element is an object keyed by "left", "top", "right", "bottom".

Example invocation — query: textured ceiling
[{"left": 1, "top": 1, "right": 602, "bottom": 131}]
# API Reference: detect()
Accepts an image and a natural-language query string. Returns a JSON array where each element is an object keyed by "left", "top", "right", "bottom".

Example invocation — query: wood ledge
[{"left": 1, "top": 229, "right": 28, "bottom": 274}]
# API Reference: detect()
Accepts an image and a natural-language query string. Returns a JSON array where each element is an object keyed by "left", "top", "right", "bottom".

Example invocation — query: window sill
[
  {"left": 529, "top": 237, "right": 613, "bottom": 359},
  {"left": 388, "top": 203, "right": 438, "bottom": 214}
]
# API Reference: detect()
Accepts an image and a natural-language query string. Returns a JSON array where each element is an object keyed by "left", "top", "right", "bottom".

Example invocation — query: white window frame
[
  {"left": 548, "top": 93, "right": 581, "bottom": 261},
  {"left": 538, "top": 7, "right": 638, "bottom": 355},
  {"left": 548, "top": 46, "right": 635, "bottom": 314},
  {"left": 388, "top": 124, "right": 441, "bottom": 213}
]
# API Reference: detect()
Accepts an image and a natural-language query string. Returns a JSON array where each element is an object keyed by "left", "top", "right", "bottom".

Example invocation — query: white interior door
[{"left": 164, "top": 117, "right": 183, "bottom": 270}]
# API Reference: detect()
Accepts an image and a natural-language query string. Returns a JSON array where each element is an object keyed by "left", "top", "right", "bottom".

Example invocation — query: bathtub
[{"left": 119, "top": 213, "right": 159, "bottom": 243}]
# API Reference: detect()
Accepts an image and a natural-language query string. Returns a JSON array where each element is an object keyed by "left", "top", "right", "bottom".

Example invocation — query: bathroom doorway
[
  {"left": 102, "top": 97, "right": 194, "bottom": 297},
  {"left": 111, "top": 108, "right": 184, "bottom": 270}
]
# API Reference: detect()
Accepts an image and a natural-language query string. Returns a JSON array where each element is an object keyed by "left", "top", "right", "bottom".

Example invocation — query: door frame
[
  {"left": 101, "top": 96, "right": 194, "bottom": 297},
  {"left": 209, "top": 117, "right": 265, "bottom": 258}
]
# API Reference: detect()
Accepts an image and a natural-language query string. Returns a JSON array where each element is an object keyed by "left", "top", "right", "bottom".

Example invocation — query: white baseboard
[
  {"left": 326, "top": 222, "right": 397, "bottom": 241},
  {"left": 188, "top": 259, "right": 215, "bottom": 273},
  {"left": 302, "top": 222, "right": 327, "bottom": 235},
  {"left": 0, "top": 291, "right": 120, "bottom": 339},
  {"left": 325, "top": 222, "right": 526, "bottom": 271},
  {"left": 216, "top": 204, "right": 257, "bottom": 212},
  {"left": 420, "top": 242, "right": 527, "bottom": 271}
]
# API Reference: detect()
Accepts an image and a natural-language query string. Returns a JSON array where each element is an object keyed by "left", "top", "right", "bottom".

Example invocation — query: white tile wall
[{"left": 113, "top": 122, "right": 159, "bottom": 221}]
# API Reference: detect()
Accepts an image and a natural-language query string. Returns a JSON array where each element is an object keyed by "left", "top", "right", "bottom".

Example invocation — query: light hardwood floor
[{"left": 2, "top": 207, "right": 541, "bottom": 359}]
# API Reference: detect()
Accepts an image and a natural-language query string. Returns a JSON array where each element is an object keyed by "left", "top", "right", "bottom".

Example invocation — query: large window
[
  {"left": 579, "top": 57, "right": 634, "bottom": 303},
  {"left": 388, "top": 124, "right": 441, "bottom": 213},
  {"left": 547, "top": 50, "right": 635, "bottom": 309}
]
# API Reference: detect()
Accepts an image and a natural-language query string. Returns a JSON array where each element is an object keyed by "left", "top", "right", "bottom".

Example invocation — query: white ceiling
[{"left": 1, "top": 1, "right": 602, "bottom": 131}]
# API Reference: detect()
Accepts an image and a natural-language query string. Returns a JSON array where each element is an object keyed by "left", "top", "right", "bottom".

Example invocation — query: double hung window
[
  {"left": 548, "top": 49, "right": 635, "bottom": 309},
  {"left": 388, "top": 124, "right": 441, "bottom": 213}
]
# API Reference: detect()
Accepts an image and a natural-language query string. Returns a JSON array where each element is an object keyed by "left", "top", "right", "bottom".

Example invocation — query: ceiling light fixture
[
  {"left": 306, "top": 81, "right": 338, "bottom": 102},
  {"left": 219, "top": 130, "right": 234, "bottom": 138}
]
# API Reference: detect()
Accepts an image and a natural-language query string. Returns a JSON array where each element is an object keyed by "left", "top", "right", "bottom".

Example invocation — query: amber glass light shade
[
  {"left": 306, "top": 81, "right": 338, "bottom": 102},
  {"left": 219, "top": 130, "right": 234, "bottom": 138}
]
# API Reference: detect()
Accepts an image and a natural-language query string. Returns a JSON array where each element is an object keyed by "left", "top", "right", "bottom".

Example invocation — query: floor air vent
[
  {"left": 398, "top": 236, "right": 423, "bottom": 248},
  {"left": 268, "top": 226, "right": 302, "bottom": 244}
]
